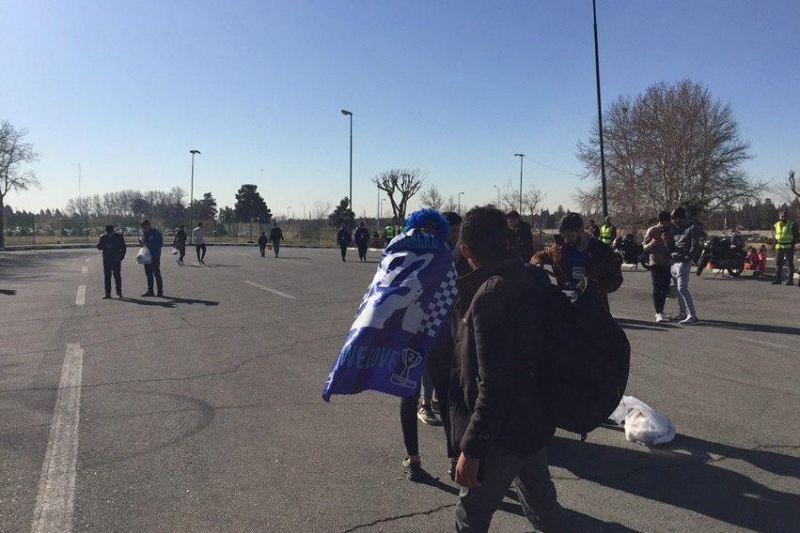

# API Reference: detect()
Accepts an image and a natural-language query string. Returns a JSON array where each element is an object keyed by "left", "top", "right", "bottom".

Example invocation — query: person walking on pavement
[
  {"left": 506, "top": 210, "right": 534, "bottom": 263},
  {"left": 173, "top": 225, "right": 187, "bottom": 265},
  {"left": 268, "top": 224, "right": 284, "bottom": 257},
  {"left": 600, "top": 216, "right": 616, "bottom": 246},
  {"left": 258, "top": 231, "right": 268, "bottom": 257},
  {"left": 450, "top": 206, "right": 569, "bottom": 532},
  {"left": 192, "top": 222, "right": 207, "bottom": 264},
  {"left": 669, "top": 207, "right": 700, "bottom": 323},
  {"left": 384, "top": 223, "right": 397, "bottom": 246},
  {"left": 643, "top": 211, "right": 675, "bottom": 322},
  {"left": 337, "top": 224, "right": 352, "bottom": 261},
  {"left": 96, "top": 224, "right": 126, "bottom": 299},
  {"left": 354, "top": 222, "right": 371, "bottom": 261},
  {"left": 772, "top": 210, "right": 798, "bottom": 285},
  {"left": 139, "top": 220, "right": 164, "bottom": 297}
]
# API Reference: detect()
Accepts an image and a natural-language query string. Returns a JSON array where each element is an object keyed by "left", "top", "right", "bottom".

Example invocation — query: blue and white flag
[{"left": 322, "top": 210, "right": 457, "bottom": 401}]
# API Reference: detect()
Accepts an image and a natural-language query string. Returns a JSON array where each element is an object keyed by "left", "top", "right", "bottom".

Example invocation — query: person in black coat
[
  {"left": 506, "top": 210, "right": 534, "bottom": 263},
  {"left": 336, "top": 225, "right": 352, "bottom": 262},
  {"left": 268, "top": 225, "right": 284, "bottom": 257},
  {"left": 172, "top": 225, "right": 187, "bottom": 264},
  {"left": 96, "top": 225, "right": 126, "bottom": 299},
  {"left": 353, "top": 222, "right": 371, "bottom": 261},
  {"left": 257, "top": 232, "right": 268, "bottom": 257}
]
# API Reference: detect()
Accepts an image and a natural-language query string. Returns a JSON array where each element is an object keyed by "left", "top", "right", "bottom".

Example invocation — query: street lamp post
[
  {"left": 593, "top": 0, "right": 609, "bottom": 217},
  {"left": 189, "top": 149, "right": 201, "bottom": 229},
  {"left": 514, "top": 153, "right": 525, "bottom": 214},
  {"left": 493, "top": 185, "right": 501, "bottom": 207},
  {"left": 341, "top": 109, "right": 353, "bottom": 217},
  {"left": 457, "top": 192, "right": 464, "bottom": 214}
]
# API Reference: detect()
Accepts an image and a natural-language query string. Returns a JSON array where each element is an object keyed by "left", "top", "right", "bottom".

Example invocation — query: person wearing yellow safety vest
[
  {"left": 772, "top": 210, "right": 798, "bottom": 285},
  {"left": 600, "top": 216, "right": 616, "bottom": 246},
  {"left": 384, "top": 223, "right": 402, "bottom": 246}
]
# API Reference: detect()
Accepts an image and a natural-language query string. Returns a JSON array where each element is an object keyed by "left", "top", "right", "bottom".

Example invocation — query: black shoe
[
  {"left": 787, "top": 280, "right": 795, "bottom": 286},
  {"left": 156, "top": 291, "right": 164, "bottom": 297},
  {"left": 141, "top": 291, "right": 154, "bottom": 297},
  {"left": 103, "top": 294, "right": 111, "bottom": 299},
  {"left": 771, "top": 280, "right": 781, "bottom": 285},
  {"left": 117, "top": 292, "right": 123, "bottom": 299},
  {"left": 402, "top": 458, "right": 423, "bottom": 482}
]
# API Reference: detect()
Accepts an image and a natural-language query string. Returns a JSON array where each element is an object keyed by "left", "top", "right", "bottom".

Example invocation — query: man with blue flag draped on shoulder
[{"left": 322, "top": 209, "right": 458, "bottom": 402}]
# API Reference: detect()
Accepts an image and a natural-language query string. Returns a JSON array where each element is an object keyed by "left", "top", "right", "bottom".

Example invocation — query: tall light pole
[
  {"left": 457, "top": 192, "right": 464, "bottom": 214},
  {"left": 514, "top": 153, "right": 525, "bottom": 214},
  {"left": 188, "top": 150, "right": 201, "bottom": 229},
  {"left": 593, "top": 0, "right": 609, "bottom": 217},
  {"left": 493, "top": 185, "right": 501, "bottom": 207},
  {"left": 341, "top": 109, "right": 353, "bottom": 218},
  {"left": 301, "top": 203, "right": 306, "bottom": 219}
]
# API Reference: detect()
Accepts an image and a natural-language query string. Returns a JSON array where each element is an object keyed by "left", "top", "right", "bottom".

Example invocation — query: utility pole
[{"left": 593, "top": 0, "right": 609, "bottom": 217}]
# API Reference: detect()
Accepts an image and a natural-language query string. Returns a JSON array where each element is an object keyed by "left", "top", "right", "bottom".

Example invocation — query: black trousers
[
  {"left": 176, "top": 244, "right": 185, "bottom": 261},
  {"left": 144, "top": 256, "right": 163, "bottom": 293},
  {"left": 195, "top": 244, "right": 207, "bottom": 261},
  {"left": 103, "top": 259, "right": 122, "bottom": 296},
  {"left": 357, "top": 243, "right": 368, "bottom": 260},
  {"left": 399, "top": 360, "right": 454, "bottom": 459},
  {"left": 259, "top": 245, "right": 266, "bottom": 257},
  {"left": 775, "top": 249, "right": 795, "bottom": 281},
  {"left": 340, "top": 244, "right": 347, "bottom": 260},
  {"left": 272, "top": 241, "right": 280, "bottom": 257},
  {"left": 650, "top": 265, "right": 671, "bottom": 314}
]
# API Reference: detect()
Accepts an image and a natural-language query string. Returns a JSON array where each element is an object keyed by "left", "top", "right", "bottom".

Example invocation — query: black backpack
[{"left": 530, "top": 271, "right": 630, "bottom": 440}]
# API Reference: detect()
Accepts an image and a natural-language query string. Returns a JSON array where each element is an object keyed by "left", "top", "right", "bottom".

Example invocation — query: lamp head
[
  {"left": 340, "top": 109, "right": 352, "bottom": 116},
  {"left": 190, "top": 149, "right": 201, "bottom": 155},
  {"left": 514, "top": 153, "right": 525, "bottom": 157}
]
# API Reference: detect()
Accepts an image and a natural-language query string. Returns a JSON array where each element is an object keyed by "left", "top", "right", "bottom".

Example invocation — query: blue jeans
[
  {"left": 455, "top": 446, "right": 569, "bottom": 532},
  {"left": 670, "top": 260, "right": 696, "bottom": 317}
]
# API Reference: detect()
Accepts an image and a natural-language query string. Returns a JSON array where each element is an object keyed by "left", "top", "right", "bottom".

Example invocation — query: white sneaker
[
  {"left": 655, "top": 313, "right": 667, "bottom": 323},
  {"left": 679, "top": 316, "right": 699, "bottom": 324},
  {"left": 669, "top": 313, "right": 687, "bottom": 321}
]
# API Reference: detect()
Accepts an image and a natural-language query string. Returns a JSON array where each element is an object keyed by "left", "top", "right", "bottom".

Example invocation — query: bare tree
[
  {"left": 373, "top": 168, "right": 425, "bottom": 222},
  {"left": 0, "top": 120, "right": 39, "bottom": 248},
  {"left": 577, "top": 80, "right": 763, "bottom": 227},
  {"left": 789, "top": 170, "right": 799, "bottom": 200},
  {"left": 419, "top": 185, "right": 444, "bottom": 210},
  {"left": 310, "top": 200, "right": 332, "bottom": 220},
  {"left": 442, "top": 195, "right": 458, "bottom": 213},
  {"left": 499, "top": 181, "right": 544, "bottom": 220}
]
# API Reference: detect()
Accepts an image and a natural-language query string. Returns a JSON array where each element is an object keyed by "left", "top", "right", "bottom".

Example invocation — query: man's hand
[{"left": 455, "top": 452, "right": 481, "bottom": 488}]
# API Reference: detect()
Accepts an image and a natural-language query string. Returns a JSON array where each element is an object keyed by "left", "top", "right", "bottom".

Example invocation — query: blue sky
[{"left": 3, "top": 0, "right": 799, "bottom": 217}]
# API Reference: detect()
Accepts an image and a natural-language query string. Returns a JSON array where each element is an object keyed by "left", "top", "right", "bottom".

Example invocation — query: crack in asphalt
[{"left": 340, "top": 503, "right": 457, "bottom": 532}]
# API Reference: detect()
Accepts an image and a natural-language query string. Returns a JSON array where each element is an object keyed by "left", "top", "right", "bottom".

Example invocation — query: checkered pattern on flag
[{"left": 322, "top": 229, "right": 458, "bottom": 401}]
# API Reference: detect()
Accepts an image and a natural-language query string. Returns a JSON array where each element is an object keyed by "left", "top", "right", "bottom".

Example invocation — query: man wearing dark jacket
[
  {"left": 336, "top": 224, "right": 351, "bottom": 262},
  {"left": 173, "top": 225, "right": 187, "bottom": 265},
  {"left": 353, "top": 222, "right": 371, "bottom": 261},
  {"left": 450, "top": 206, "right": 567, "bottom": 532},
  {"left": 257, "top": 231, "right": 268, "bottom": 257},
  {"left": 670, "top": 207, "right": 700, "bottom": 323},
  {"left": 506, "top": 210, "right": 534, "bottom": 263},
  {"left": 268, "top": 225, "right": 284, "bottom": 257},
  {"left": 139, "top": 220, "right": 164, "bottom": 297},
  {"left": 96, "top": 225, "right": 126, "bottom": 299}
]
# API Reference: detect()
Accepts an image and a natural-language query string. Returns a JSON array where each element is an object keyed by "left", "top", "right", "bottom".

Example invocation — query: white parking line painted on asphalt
[
  {"left": 75, "top": 285, "right": 86, "bottom": 306},
  {"left": 245, "top": 280, "right": 295, "bottom": 299},
  {"left": 30, "top": 343, "right": 84, "bottom": 533},
  {"left": 280, "top": 259, "right": 311, "bottom": 266},
  {"left": 740, "top": 337, "right": 789, "bottom": 350},
  {"left": 81, "top": 266, "right": 88, "bottom": 274},
  {"left": 83, "top": 258, "right": 91, "bottom": 263}
]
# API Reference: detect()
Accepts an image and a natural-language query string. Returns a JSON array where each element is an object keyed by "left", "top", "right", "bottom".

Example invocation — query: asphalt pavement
[{"left": 0, "top": 246, "right": 798, "bottom": 532}]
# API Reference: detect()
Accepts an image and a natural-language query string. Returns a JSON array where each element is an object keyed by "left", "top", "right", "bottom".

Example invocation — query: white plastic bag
[
  {"left": 172, "top": 247, "right": 179, "bottom": 255},
  {"left": 136, "top": 246, "right": 152, "bottom": 265},
  {"left": 609, "top": 395, "right": 675, "bottom": 446}
]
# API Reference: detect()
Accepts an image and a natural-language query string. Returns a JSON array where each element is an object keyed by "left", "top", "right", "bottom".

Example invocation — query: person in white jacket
[{"left": 192, "top": 222, "right": 207, "bottom": 264}]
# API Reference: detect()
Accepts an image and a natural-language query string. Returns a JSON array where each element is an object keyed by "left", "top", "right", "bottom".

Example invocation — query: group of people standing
[{"left": 96, "top": 220, "right": 166, "bottom": 298}]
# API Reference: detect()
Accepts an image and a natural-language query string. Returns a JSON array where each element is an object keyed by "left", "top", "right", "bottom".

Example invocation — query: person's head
[
  {"left": 506, "top": 210, "right": 521, "bottom": 229},
  {"left": 179, "top": 225, "right": 185, "bottom": 230},
  {"left": 779, "top": 211, "right": 788, "bottom": 222},
  {"left": 558, "top": 212, "right": 585, "bottom": 246},
  {"left": 261, "top": 231, "right": 266, "bottom": 236},
  {"left": 589, "top": 219, "right": 596, "bottom": 226},
  {"left": 460, "top": 206, "right": 509, "bottom": 268},
  {"left": 747, "top": 246, "right": 756, "bottom": 253},
  {"left": 759, "top": 244, "right": 767, "bottom": 253},
  {"left": 604, "top": 216, "right": 611, "bottom": 225},
  {"left": 657, "top": 210, "right": 671, "bottom": 229},
  {"left": 671, "top": 207, "right": 687, "bottom": 225},
  {"left": 197, "top": 221, "right": 203, "bottom": 228},
  {"left": 650, "top": 226, "right": 663, "bottom": 239},
  {"left": 553, "top": 233, "right": 565, "bottom": 246},
  {"left": 105, "top": 224, "right": 114, "bottom": 234},
  {"left": 359, "top": 222, "right": 365, "bottom": 228},
  {"left": 443, "top": 211, "right": 462, "bottom": 247},
  {"left": 140, "top": 220, "right": 151, "bottom": 232}
]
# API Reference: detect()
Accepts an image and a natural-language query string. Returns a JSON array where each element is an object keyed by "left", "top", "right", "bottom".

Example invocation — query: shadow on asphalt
[
  {"left": 122, "top": 296, "right": 219, "bottom": 307},
  {"left": 180, "top": 263, "right": 241, "bottom": 269},
  {"left": 549, "top": 434, "right": 800, "bottom": 532},
  {"left": 0, "top": 289, "right": 17, "bottom": 295},
  {"left": 693, "top": 319, "right": 800, "bottom": 336},
  {"left": 615, "top": 318, "right": 679, "bottom": 331}
]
